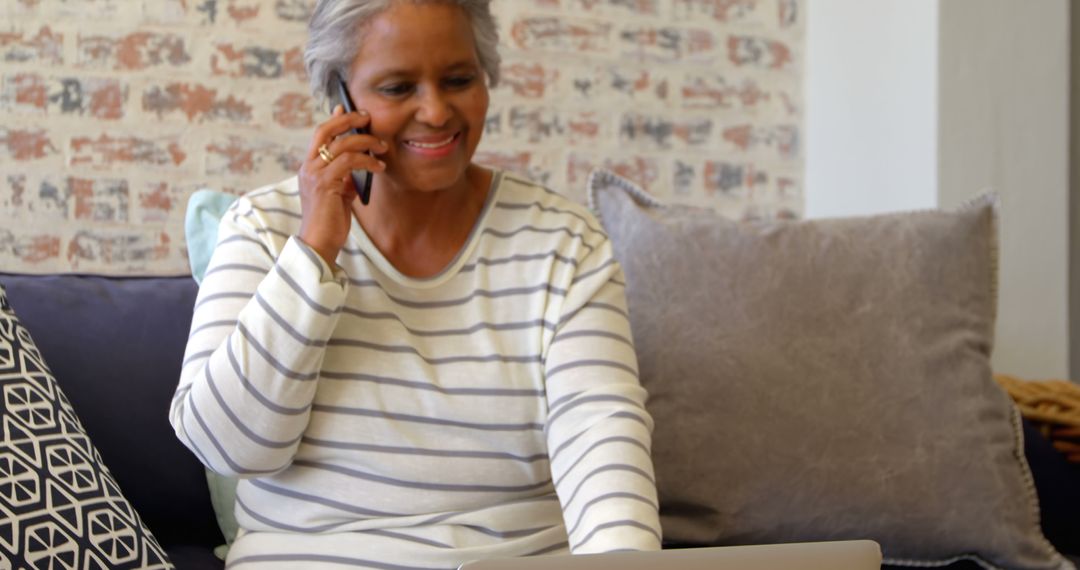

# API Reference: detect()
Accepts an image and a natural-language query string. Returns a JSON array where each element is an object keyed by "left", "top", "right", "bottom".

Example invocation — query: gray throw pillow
[{"left": 587, "top": 168, "right": 1074, "bottom": 570}]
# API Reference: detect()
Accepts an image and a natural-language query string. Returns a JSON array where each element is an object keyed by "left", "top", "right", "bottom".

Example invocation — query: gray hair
[{"left": 305, "top": 0, "right": 501, "bottom": 109}]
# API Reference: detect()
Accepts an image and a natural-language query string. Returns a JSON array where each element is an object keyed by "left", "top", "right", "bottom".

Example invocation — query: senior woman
[{"left": 169, "top": 0, "right": 661, "bottom": 567}]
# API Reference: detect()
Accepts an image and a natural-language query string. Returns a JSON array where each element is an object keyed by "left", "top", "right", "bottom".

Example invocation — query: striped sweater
[{"left": 169, "top": 171, "right": 661, "bottom": 569}]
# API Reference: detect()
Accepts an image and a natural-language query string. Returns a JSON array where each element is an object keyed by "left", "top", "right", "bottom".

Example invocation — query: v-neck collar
[{"left": 346, "top": 170, "right": 503, "bottom": 289}]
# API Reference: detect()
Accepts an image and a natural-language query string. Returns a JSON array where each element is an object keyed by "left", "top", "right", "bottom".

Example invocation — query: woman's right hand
[{"left": 297, "top": 104, "right": 387, "bottom": 267}]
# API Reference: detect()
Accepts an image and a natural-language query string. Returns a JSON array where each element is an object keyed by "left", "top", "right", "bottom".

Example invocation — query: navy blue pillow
[{"left": 0, "top": 274, "right": 222, "bottom": 550}]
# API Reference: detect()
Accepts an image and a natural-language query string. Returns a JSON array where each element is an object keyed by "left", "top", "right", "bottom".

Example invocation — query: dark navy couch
[
  {"left": 0, "top": 272, "right": 1077, "bottom": 570},
  {"left": 1, "top": 273, "right": 224, "bottom": 569}
]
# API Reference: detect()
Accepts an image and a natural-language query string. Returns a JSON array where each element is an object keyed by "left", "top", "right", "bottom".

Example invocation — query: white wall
[
  {"left": 805, "top": 0, "right": 938, "bottom": 218},
  {"left": 806, "top": 0, "right": 1071, "bottom": 378},
  {"left": 1072, "top": 3, "right": 1080, "bottom": 379},
  {"left": 938, "top": 0, "right": 1070, "bottom": 378}
]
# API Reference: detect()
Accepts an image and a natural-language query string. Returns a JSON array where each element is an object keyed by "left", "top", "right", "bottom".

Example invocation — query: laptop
[{"left": 458, "top": 540, "right": 882, "bottom": 570}]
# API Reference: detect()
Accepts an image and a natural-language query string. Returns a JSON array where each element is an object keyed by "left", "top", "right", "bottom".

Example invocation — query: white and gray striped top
[{"left": 170, "top": 171, "right": 661, "bottom": 569}]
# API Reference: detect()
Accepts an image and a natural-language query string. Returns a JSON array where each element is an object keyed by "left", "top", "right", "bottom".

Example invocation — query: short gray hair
[{"left": 305, "top": 0, "right": 501, "bottom": 109}]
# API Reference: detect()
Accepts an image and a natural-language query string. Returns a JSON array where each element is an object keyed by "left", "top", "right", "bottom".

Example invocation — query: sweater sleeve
[
  {"left": 169, "top": 201, "right": 348, "bottom": 478},
  {"left": 544, "top": 237, "right": 662, "bottom": 554}
]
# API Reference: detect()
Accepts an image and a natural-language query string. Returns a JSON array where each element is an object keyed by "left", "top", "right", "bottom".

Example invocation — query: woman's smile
[{"left": 401, "top": 131, "right": 463, "bottom": 157}]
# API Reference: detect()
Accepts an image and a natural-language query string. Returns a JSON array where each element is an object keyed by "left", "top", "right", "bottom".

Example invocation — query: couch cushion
[
  {"left": 185, "top": 189, "right": 240, "bottom": 286},
  {"left": 185, "top": 189, "right": 242, "bottom": 555},
  {"left": 0, "top": 273, "right": 223, "bottom": 550},
  {"left": 587, "top": 168, "right": 1073, "bottom": 569},
  {"left": 0, "top": 282, "right": 174, "bottom": 568},
  {"left": 1024, "top": 420, "right": 1080, "bottom": 555},
  {"left": 164, "top": 545, "right": 225, "bottom": 570}
]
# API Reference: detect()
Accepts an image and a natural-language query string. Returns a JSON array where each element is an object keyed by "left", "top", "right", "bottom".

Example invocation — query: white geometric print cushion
[{"left": 0, "top": 284, "right": 173, "bottom": 569}]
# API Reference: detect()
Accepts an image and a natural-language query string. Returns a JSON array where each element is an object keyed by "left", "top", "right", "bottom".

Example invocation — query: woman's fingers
[
  {"left": 312, "top": 130, "right": 387, "bottom": 184},
  {"left": 318, "top": 150, "right": 387, "bottom": 185},
  {"left": 306, "top": 107, "right": 374, "bottom": 161},
  {"left": 320, "top": 133, "right": 388, "bottom": 163}
]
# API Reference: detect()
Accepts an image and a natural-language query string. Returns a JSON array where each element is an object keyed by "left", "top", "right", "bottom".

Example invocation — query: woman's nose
[{"left": 416, "top": 88, "right": 452, "bottom": 127}]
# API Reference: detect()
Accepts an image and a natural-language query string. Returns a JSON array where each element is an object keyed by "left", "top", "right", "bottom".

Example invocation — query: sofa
[
  {"left": 0, "top": 171, "right": 1078, "bottom": 569},
  {"left": 1, "top": 271, "right": 1078, "bottom": 570}
]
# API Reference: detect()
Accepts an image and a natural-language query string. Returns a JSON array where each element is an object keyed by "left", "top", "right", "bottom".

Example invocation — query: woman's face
[{"left": 347, "top": 1, "right": 490, "bottom": 195}]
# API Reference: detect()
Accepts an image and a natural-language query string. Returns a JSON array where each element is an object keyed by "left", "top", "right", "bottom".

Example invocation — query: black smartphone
[{"left": 330, "top": 70, "right": 374, "bottom": 205}]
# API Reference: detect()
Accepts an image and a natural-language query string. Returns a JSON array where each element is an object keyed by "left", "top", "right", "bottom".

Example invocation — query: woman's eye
[
  {"left": 378, "top": 83, "right": 412, "bottom": 96},
  {"left": 445, "top": 75, "right": 476, "bottom": 88}
]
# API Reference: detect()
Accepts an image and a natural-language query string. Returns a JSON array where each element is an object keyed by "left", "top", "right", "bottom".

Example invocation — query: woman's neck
[{"left": 351, "top": 165, "right": 492, "bottom": 277}]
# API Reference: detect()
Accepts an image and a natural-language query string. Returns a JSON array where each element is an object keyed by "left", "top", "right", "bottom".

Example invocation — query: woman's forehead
[
  {"left": 352, "top": 3, "right": 479, "bottom": 75},
  {"left": 360, "top": 2, "right": 474, "bottom": 53}
]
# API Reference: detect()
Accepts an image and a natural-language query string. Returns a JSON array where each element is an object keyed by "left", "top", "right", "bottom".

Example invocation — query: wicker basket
[{"left": 995, "top": 374, "right": 1080, "bottom": 463}]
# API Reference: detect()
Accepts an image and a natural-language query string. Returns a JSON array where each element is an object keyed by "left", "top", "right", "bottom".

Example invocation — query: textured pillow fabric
[
  {"left": 0, "top": 284, "right": 173, "bottom": 569},
  {"left": 587, "top": 168, "right": 1074, "bottom": 570},
  {"left": 184, "top": 191, "right": 241, "bottom": 557}
]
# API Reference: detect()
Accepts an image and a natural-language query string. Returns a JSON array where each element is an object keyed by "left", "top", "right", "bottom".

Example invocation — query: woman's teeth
[{"left": 406, "top": 134, "right": 456, "bottom": 149}]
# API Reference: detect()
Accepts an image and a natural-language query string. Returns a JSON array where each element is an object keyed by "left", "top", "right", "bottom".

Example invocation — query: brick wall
[{"left": 0, "top": 0, "right": 802, "bottom": 275}]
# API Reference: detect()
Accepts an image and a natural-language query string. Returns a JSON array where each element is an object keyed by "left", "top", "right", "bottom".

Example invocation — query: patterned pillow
[{"left": 0, "top": 284, "right": 173, "bottom": 569}]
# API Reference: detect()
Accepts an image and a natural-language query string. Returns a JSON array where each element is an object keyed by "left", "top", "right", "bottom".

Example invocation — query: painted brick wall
[{"left": 0, "top": 0, "right": 802, "bottom": 275}]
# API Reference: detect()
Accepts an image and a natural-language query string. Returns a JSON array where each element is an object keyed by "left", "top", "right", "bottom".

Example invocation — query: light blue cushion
[
  {"left": 184, "top": 189, "right": 241, "bottom": 559},
  {"left": 185, "top": 189, "right": 239, "bottom": 283}
]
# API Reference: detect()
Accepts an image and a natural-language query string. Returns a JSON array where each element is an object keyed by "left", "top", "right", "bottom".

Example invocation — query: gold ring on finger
[{"left": 318, "top": 144, "right": 335, "bottom": 164}]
